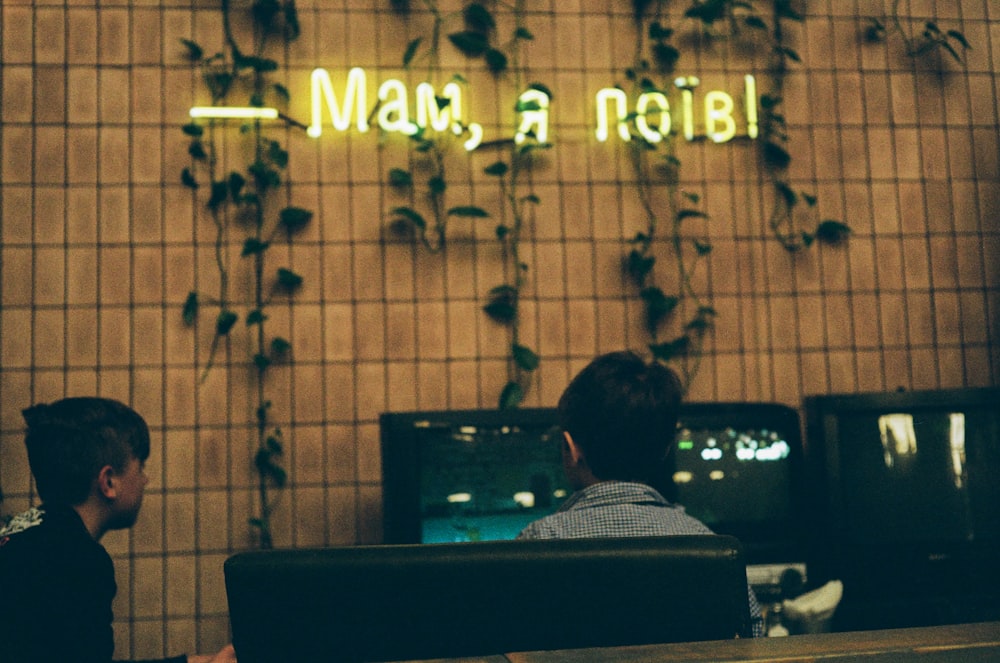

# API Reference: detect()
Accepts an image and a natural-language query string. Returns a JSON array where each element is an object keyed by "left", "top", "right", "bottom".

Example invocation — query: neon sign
[{"left": 190, "top": 68, "right": 758, "bottom": 150}]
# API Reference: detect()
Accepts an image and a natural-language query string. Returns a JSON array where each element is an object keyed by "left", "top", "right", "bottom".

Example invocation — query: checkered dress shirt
[{"left": 518, "top": 480, "right": 765, "bottom": 637}]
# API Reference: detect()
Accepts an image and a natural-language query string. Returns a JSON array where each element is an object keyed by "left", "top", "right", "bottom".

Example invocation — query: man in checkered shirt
[{"left": 518, "top": 350, "right": 765, "bottom": 637}]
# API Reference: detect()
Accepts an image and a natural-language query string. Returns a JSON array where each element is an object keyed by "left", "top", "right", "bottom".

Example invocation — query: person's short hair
[
  {"left": 22, "top": 397, "right": 150, "bottom": 505},
  {"left": 558, "top": 351, "right": 683, "bottom": 483}
]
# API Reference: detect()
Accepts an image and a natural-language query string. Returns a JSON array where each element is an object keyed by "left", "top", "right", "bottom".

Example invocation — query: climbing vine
[
  {"left": 385, "top": 0, "right": 969, "bottom": 403},
  {"left": 179, "top": 0, "right": 313, "bottom": 548},
  {"left": 387, "top": 0, "right": 548, "bottom": 409}
]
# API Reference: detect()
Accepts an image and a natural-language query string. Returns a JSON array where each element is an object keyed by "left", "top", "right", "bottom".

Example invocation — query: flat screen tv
[
  {"left": 803, "top": 386, "right": 1000, "bottom": 629},
  {"left": 380, "top": 403, "right": 806, "bottom": 570}
]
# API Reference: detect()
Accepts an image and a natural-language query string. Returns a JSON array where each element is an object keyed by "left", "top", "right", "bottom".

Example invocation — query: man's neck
[{"left": 72, "top": 500, "right": 109, "bottom": 541}]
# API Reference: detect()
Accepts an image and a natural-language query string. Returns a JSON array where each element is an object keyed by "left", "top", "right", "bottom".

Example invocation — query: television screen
[
  {"left": 381, "top": 408, "right": 571, "bottom": 544},
  {"left": 380, "top": 402, "right": 805, "bottom": 570},
  {"left": 666, "top": 403, "right": 804, "bottom": 566},
  {"left": 804, "top": 387, "right": 1000, "bottom": 628}
]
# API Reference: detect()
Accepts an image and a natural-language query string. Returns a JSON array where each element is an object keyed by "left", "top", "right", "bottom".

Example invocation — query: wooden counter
[
  {"left": 399, "top": 622, "right": 1000, "bottom": 662},
  {"left": 501, "top": 621, "right": 1000, "bottom": 663}
]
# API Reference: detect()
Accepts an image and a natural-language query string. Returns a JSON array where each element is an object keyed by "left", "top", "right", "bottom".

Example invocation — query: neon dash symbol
[{"left": 189, "top": 107, "right": 279, "bottom": 120}]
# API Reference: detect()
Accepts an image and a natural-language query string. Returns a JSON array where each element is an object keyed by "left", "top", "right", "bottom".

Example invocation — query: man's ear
[
  {"left": 563, "top": 431, "right": 584, "bottom": 466},
  {"left": 96, "top": 465, "right": 117, "bottom": 500}
]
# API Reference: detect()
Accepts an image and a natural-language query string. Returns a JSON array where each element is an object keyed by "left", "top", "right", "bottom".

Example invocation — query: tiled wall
[{"left": 2, "top": 0, "right": 998, "bottom": 657}]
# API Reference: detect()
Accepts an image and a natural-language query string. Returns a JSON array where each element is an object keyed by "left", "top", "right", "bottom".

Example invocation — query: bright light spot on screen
[
  {"left": 458, "top": 426, "right": 478, "bottom": 435},
  {"left": 949, "top": 412, "right": 966, "bottom": 489},
  {"left": 553, "top": 489, "right": 568, "bottom": 499},
  {"left": 878, "top": 414, "right": 916, "bottom": 468},
  {"left": 709, "top": 470, "right": 725, "bottom": 481},
  {"left": 755, "top": 440, "right": 790, "bottom": 461},
  {"left": 736, "top": 448, "right": 756, "bottom": 461},
  {"left": 678, "top": 440, "right": 695, "bottom": 450},
  {"left": 513, "top": 492, "right": 535, "bottom": 508},
  {"left": 673, "top": 471, "right": 693, "bottom": 484},
  {"left": 447, "top": 492, "right": 472, "bottom": 503},
  {"left": 701, "top": 447, "right": 723, "bottom": 461}
]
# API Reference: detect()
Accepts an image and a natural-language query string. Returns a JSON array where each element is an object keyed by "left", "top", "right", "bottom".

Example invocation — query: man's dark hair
[
  {"left": 558, "top": 351, "right": 683, "bottom": 483},
  {"left": 22, "top": 397, "right": 150, "bottom": 505}
]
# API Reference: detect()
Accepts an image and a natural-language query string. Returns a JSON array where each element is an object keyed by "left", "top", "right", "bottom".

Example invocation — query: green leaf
[
  {"left": 483, "top": 285, "right": 518, "bottom": 323},
  {"left": 268, "top": 141, "right": 289, "bottom": 169},
  {"left": 249, "top": 160, "right": 281, "bottom": 189},
  {"left": 447, "top": 205, "right": 490, "bottom": 218},
  {"left": 228, "top": 172, "right": 246, "bottom": 198},
  {"left": 763, "top": 142, "right": 791, "bottom": 169},
  {"left": 640, "top": 286, "right": 679, "bottom": 333},
  {"left": 498, "top": 381, "right": 524, "bottom": 410},
  {"left": 246, "top": 309, "right": 267, "bottom": 326},
  {"left": 448, "top": 31, "right": 490, "bottom": 56},
  {"left": 774, "top": 0, "right": 803, "bottom": 21},
  {"left": 266, "top": 434, "right": 283, "bottom": 455},
  {"left": 627, "top": 249, "right": 655, "bottom": 284},
  {"left": 237, "top": 54, "right": 279, "bottom": 73},
  {"left": 677, "top": 209, "right": 708, "bottom": 222},
  {"left": 282, "top": 2, "right": 301, "bottom": 40},
  {"left": 181, "top": 168, "right": 198, "bottom": 189},
  {"left": 279, "top": 206, "right": 313, "bottom": 232},
  {"left": 428, "top": 176, "right": 447, "bottom": 195},
  {"left": 693, "top": 239, "right": 713, "bottom": 255},
  {"left": 528, "top": 82, "right": 553, "bottom": 98},
  {"left": 391, "top": 206, "right": 427, "bottom": 230},
  {"left": 241, "top": 238, "right": 270, "bottom": 257},
  {"left": 403, "top": 38, "right": 422, "bottom": 67},
  {"left": 652, "top": 43, "right": 680, "bottom": 71},
  {"left": 188, "top": 141, "right": 207, "bottom": 160},
  {"left": 182, "top": 292, "right": 199, "bottom": 325},
  {"left": 815, "top": 220, "right": 852, "bottom": 245},
  {"left": 514, "top": 27, "right": 533, "bottom": 40},
  {"left": 270, "top": 337, "right": 292, "bottom": 355},
  {"left": 253, "top": 353, "right": 272, "bottom": 371},
  {"left": 389, "top": 168, "right": 413, "bottom": 187},
  {"left": 483, "top": 299, "right": 517, "bottom": 323},
  {"left": 180, "top": 39, "right": 203, "bottom": 61},
  {"left": 276, "top": 267, "right": 303, "bottom": 288},
  {"left": 272, "top": 82, "right": 291, "bottom": 104},
  {"left": 779, "top": 46, "right": 801, "bottom": 63},
  {"left": 182, "top": 123, "right": 204, "bottom": 137},
  {"left": 775, "top": 181, "right": 797, "bottom": 208},
  {"left": 759, "top": 94, "right": 781, "bottom": 110},
  {"left": 207, "top": 180, "right": 228, "bottom": 210},
  {"left": 463, "top": 2, "right": 495, "bottom": 31},
  {"left": 684, "top": 0, "right": 727, "bottom": 25},
  {"left": 484, "top": 161, "right": 509, "bottom": 176},
  {"left": 744, "top": 16, "right": 767, "bottom": 30},
  {"left": 484, "top": 48, "right": 508, "bottom": 73},
  {"left": 512, "top": 343, "right": 539, "bottom": 371},
  {"left": 216, "top": 310, "right": 238, "bottom": 335},
  {"left": 649, "top": 336, "right": 690, "bottom": 362}
]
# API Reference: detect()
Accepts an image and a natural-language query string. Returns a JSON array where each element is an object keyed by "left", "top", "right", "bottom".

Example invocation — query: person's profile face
[{"left": 107, "top": 455, "right": 148, "bottom": 530}]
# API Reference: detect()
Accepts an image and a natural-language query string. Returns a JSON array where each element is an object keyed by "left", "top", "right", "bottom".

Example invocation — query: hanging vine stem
[
  {"left": 624, "top": 1, "right": 715, "bottom": 391},
  {"left": 181, "top": 0, "right": 312, "bottom": 549},
  {"left": 388, "top": 0, "right": 547, "bottom": 408},
  {"left": 864, "top": 0, "right": 970, "bottom": 64},
  {"left": 757, "top": 1, "right": 850, "bottom": 251}
]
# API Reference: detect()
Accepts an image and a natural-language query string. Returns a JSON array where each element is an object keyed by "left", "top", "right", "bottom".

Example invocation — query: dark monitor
[
  {"left": 380, "top": 403, "right": 805, "bottom": 569},
  {"left": 665, "top": 402, "right": 805, "bottom": 567},
  {"left": 224, "top": 536, "right": 752, "bottom": 663},
  {"left": 380, "top": 408, "right": 570, "bottom": 544},
  {"left": 803, "top": 386, "right": 1000, "bottom": 629}
]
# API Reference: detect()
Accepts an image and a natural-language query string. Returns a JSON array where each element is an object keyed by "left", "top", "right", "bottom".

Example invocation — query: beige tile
[
  {"left": 1, "top": 248, "right": 30, "bottom": 307},
  {"left": 33, "top": 309, "right": 66, "bottom": 368}
]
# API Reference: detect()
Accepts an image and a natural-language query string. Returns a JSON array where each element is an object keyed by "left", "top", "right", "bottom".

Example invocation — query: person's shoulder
[{"left": 0, "top": 507, "right": 49, "bottom": 551}]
